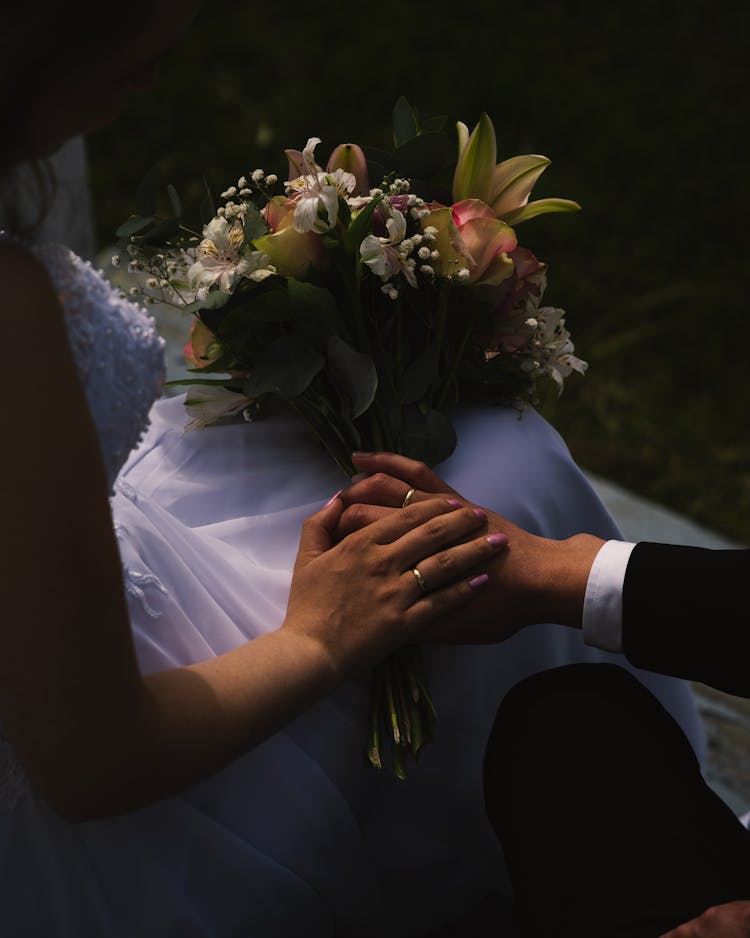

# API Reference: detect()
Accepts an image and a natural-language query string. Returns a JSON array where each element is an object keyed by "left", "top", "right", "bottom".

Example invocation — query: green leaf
[
  {"left": 326, "top": 336, "right": 378, "bottom": 419},
  {"left": 400, "top": 407, "right": 457, "bottom": 466},
  {"left": 200, "top": 177, "right": 216, "bottom": 225},
  {"left": 165, "top": 377, "right": 242, "bottom": 388},
  {"left": 344, "top": 193, "right": 382, "bottom": 254},
  {"left": 287, "top": 279, "right": 341, "bottom": 337},
  {"left": 337, "top": 195, "right": 351, "bottom": 229},
  {"left": 392, "top": 133, "right": 454, "bottom": 181},
  {"left": 242, "top": 335, "right": 324, "bottom": 400},
  {"left": 392, "top": 96, "right": 419, "bottom": 148},
  {"left": 421, "top": 115, "right": 447, "bottom": 134},
  {"left": 222, "top": 288, "right": 293, "bottom": 324},
  {"left": 140, "top": 215, "right": 180, "bottom": 244},
  {"left": 167, "top": 184, "right": 182, "bottom": 218},
  {"left": 135, "top": 164, "right": 161, "bottom": 217},
  {"left": 212, "top": 291, "right": 293, "bottom": 363},
  {"left": 115, "top": 215, "right": 153, "bottom": 238},
  {"left": 399, "top": 344, "right": 439, "bottom": 404},
  {"left": 242, "top": 201, "right": 268, "bottom": 242}
]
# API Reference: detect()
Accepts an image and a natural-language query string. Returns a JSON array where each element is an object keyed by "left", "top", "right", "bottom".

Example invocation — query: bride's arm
[{"left": 0, "top": 244, "right": 501, "bottom": 820}]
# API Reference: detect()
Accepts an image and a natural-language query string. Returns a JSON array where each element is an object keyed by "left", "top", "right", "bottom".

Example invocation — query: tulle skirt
[{"left": 0, "top": 395, "right": 705, "bottom": 937}]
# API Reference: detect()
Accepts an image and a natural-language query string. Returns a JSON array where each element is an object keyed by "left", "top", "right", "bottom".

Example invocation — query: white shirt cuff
[{"left": 582, "top": 540, "right": 637, "bottom": 653}]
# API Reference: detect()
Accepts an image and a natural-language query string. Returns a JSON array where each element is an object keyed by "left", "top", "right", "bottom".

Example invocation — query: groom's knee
[{"left": 485, "top": 663, "right": 698, "bottom": 803}]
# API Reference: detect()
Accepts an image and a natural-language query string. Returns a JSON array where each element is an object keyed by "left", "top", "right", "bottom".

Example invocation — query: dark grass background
[{"left": 87, "top": 0, "right": 750, "bottom": 543}]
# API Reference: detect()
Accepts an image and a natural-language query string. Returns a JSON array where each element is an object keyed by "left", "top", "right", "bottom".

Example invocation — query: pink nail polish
[
  {"left": 446, "top": 498, "right": 463, "bottom": 508},
  {"left": 324, "top": 489, "right": 343, "bottom": 508},
  {"left": 469, "top": 574, "right": 489, "bottom": 589},
  {"left": 487, "top": 533, "right": 508, "bottom": 547},
  {"left": 472, "top": 508, "right": 487, "bottom": 520}
]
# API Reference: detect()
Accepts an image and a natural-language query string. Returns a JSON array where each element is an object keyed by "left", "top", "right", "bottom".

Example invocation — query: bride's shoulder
[
  {"left": 0, "top": 239, "right": 58, "bottom": 299},
  {"left": 0, "top": 240, "right": 67, "bottom": 347}
]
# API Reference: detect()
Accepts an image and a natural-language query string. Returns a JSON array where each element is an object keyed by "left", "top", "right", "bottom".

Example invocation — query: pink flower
[
  {"left": 183, "top": 318, "right": 221, "bottom": 368},
  {"left": 250, "top": 195, "right": 329, "bottom": 280},
  {"left": 421, "top": 198, "right": 517, "bottom": 285}
]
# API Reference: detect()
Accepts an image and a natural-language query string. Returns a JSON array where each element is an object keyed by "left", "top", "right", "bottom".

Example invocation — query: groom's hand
[{"left": 341, "top": 452, "right": 602, "bottom": 642}]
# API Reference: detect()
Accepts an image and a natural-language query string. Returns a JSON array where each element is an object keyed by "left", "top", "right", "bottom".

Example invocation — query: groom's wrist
[{"left": 534, "top": 534, "right": 605, "bottom": 629}]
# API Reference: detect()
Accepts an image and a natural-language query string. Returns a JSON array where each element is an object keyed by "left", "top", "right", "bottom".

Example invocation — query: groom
[
  {"left": 486, "top": 540, "right": 750, "bottom": 937},
  {"left": 342, "top": 453, "right": 750, "bottom": 938}
]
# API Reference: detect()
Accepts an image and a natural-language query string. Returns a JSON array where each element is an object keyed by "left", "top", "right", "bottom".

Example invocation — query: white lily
[
  {"left": 184, "top": 385, "right": 254, "bottom": 431},
  {"left": 360, "top": 209, "right": 417, "bottom": 288},
  {"left": 188, "top": 217, "right": 271, "bottom": 294},
  {"left": 285, "top": 137, "right": 357, "bottom": 234},
  {"left": 533, "top": 307, "right": 588, "bottom": 393}
]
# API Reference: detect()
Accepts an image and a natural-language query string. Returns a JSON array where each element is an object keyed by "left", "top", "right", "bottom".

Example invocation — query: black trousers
[{"left": 484, "top": 663, "right": 750, "bottom": 937}]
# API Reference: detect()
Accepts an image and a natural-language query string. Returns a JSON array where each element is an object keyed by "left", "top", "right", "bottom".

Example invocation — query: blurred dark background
[{"left": 87, "top": 0, "right": 750, "bottom": 542}]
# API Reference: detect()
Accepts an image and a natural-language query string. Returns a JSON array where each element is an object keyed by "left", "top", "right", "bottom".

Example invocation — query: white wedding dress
[{"left": 0, "top": 243, "right": 706, "bottom": 937}]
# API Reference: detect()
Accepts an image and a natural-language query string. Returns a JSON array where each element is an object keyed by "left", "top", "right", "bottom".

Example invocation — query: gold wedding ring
[
  {"left": 401, "top": 487, "right": 416, "bottom": 508},
  {"left": 411, "top": 566, "right": 427, "bottom": 593}
]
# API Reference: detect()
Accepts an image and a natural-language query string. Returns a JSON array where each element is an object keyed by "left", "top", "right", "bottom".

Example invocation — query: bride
[{"left": 0, "top": 2, "right": 705, "bottom": 936}]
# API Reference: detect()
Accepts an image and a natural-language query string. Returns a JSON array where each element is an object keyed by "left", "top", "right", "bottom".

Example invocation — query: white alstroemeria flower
[
  {"left": 360, "top": 209, "right": 417, "bottom": 288},
  {"left": 188, "top": 216, "right": 262, "bottom": 293},
  {"left": 184, "top": 385, "right": 254, "bottom": 431},
  {"left": 286, "top": 137, "right": 357, "bottom": 234},
  {"left": 530, "top": 307, "right": 588, "bottom": 394}
]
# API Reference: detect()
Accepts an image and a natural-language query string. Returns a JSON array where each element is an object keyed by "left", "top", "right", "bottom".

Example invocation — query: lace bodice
[
  {"left": 0, "top": 241, "right": 165, "bottom": 811},
  {"left": 35, "top": 244, "right": 166, "bottom": 487}
]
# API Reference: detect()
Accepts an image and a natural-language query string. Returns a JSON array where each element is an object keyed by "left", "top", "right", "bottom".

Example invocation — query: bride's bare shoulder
[
  {"left": 0, "top": 241, "right": 72, "bottom": 391},
  {"left": 0, "top": 240, "right": 64, "bottom": 330},
  {"left": 0, "top": 240, "right": 59, "bottom": 306}
]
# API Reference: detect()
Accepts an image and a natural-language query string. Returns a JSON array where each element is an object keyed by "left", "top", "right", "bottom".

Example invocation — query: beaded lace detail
[
  {"left": 36, "top": 244, "right": 166, "bottom": 489},
  {"left": 0, "top": 242, "right": 165, "bottom": 811}
]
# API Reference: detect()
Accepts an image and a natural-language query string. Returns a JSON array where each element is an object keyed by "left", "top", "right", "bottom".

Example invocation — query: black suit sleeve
[{"left": 622, "top": 542, "right": 750, "bottom": 698}]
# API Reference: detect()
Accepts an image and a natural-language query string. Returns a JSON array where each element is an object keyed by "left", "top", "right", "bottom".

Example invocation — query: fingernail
[
  {"left": 351, "top": 451, "right": 374, "bottom": 459},
  {"left": 487, "top": 533, "right": 508, "bottom": 547},
  {"left": 349, "top": 472, "right": 368, "bottom": 483},
  {"left": 472, "top": 508, "right": 487, "bottom": 520},
  {"left": 446, "top": 498, "right": 463, "bottom": 508},
  {"left": 324, "top": 489, "right": 343, "bottom": 508},
  {"left": 469, "top": 574, "right": 489, "bottom": 590}
]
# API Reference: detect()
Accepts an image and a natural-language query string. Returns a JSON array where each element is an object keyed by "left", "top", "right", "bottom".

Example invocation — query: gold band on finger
[
  {"left": 411, "top": 566, "right": 427, "bottom": 593},
  {"left": 401, "top": 487, "right": 416, "bottom": 508}
]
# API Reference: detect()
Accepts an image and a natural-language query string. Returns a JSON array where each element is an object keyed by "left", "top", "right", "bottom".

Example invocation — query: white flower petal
[
  {"left": 317, "top": 185, "right": 339, "bottom": 230},
  {"left": 386, "top": 210, "right": 407, "bottom": 244},
  {"left": 293, "top": 194, "right": 321, "bottom": 233},
  {"left": 184, "top": 385, "right": 251, "bottom": 431}
]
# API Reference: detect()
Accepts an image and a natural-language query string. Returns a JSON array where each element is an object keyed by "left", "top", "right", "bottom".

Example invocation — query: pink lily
[
  {"left": 252, "top": 195, "right": 329, "bottom": 279},
  {"left": 421, "top": 198, "right": 517, "bottom": 285}
]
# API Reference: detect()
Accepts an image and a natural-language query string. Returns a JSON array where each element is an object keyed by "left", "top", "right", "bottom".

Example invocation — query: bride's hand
[
  {"left": 339, "top": 453, "right": 602, "bottom": 641},
  {"left": 282, "top": 492, "right": 508, "bottom": 680},
  {"left": 659, "top": 901, "right": 750, "bottom": 937}
]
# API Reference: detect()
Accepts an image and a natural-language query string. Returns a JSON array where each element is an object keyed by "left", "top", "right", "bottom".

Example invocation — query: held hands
[
  {"left": 339, "top": 452, "right": 604, "bottom": 644},
  {"left": 282, "top": 490, "right": 508, "bottom": 682}
]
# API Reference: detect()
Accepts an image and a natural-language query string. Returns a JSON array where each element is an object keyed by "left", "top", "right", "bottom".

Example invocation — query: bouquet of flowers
[{"left": 117, "top": 98, "right": 586, "bottom": 778}]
